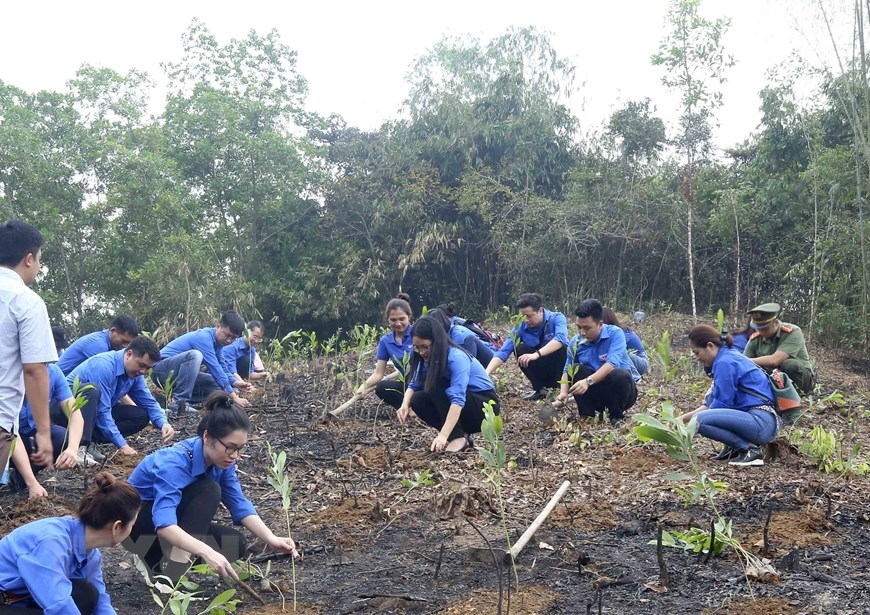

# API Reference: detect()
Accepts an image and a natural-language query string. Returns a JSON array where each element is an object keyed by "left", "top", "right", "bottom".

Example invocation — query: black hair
[
  {"left": 127, "top": 336, "right": 161, "bottom": 362},
  {"left": 688, "top": 324, "right": 733, "bottom": 349},
  {"left": 575, "top": 299, "right": 603, "bottom": 321},
  {"left": 515, "top": 293, "right": 543, "bottom": 312},
  {"left": 426, "top": 308, "right": 453, "bottom": 333},
  {"left": 435, "top": 302, "right": 459, "bottom": 318},
  {"left": 409, "top": 315, "right": 461, "bottom": 393},
  {"left": 197, "top": 391, "right": 251, "bottom": 438},
  {"left": 111, "top": 315, "right": 139, "bottom": 336},
  {"left": 247, "top": 320, "right": 265, "bottom": 333},
  {"left": 220, "top": 310, "right": 245, "bottom": 336},
  {"left": 600, "top": 307, "right": 629, "bottom": 331},
  {"left": 0, "top": 220, "right": 43, "bottom": 268},
  {"left": 384, "top": 293, "right": 413, "bottom": 321},
  {"left": 730, "top": 318, "right": 752, "bottom": 338},
  {"left": 78, "top": 472, "right": 141, "bottom": 528}
]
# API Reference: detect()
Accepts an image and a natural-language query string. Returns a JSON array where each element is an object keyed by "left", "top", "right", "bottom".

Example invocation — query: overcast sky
[{"left": 0, "top": 1, "right": 852, "bottom": 149}]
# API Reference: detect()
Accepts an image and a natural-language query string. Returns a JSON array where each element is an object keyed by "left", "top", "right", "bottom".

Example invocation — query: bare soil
[{"left": 3, "top": 312, "right": 870, "bottom": 614}]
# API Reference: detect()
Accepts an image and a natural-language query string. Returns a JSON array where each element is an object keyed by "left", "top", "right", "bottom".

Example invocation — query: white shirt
[{"left": 0, "top": 268, "right": 57, "bottom": 431}]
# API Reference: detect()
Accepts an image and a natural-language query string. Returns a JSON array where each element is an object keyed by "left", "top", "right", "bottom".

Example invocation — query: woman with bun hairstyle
[
  {"left": 0, "top": 472, "right": 140, "bottom": 614},
  {"left": 681, "top": 324, "right": 781, "bottom": 467},
  {"left": 398, "top": 315, "right": 499, "bottom": 452},
  {"left": 427, "top": 308, "right": 494, "bottom": 366},
  {"left": 123, "top": 391, "right": 297, "bottom": 583},
  {"left": 356, "top": 293, "right": 415, "bottom": 409}
]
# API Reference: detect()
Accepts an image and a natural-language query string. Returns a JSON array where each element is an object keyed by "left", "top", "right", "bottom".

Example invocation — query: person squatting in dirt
[
  {"left": 0, "top": 472, "right": 140, "bottom": 615},
  {"left": 398, "top": 315, "right": 500, "bottom": 452},
  {"left": 123, "top": 391, "right": 297, "bottom": 584},
  {"left": 558, "top": 299, "right": 639, "bottom": 424},
  {"left": 681, "top": 324, "right": 782, "bottom": 467},
  {"left": 600, "top": 306, "right": 649, "bottom": 378},
  {"left": 486, "top": 292, "right": 569, "bottom": 401},
  {"left": 356, "top": 293, "right": 415, "bottom": 409},
  {"left": 220, "top": 319, "right": 271, "bottom": 387},
  {"left": 57, "top": 315, "right": 139, "bottom": 376},
  {"left": 427, "top": 308, "right": 494, "bottom": 367},
  {"left": 743, "top": 302, "right": 815, "bottom": 395}
]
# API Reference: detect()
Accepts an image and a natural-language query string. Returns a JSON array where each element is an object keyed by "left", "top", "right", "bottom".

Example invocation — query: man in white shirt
[{"left": 0, "top": 221, "right": 57, "bottom": 469}]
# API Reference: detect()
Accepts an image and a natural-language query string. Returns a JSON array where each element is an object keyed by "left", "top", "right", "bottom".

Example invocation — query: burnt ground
[{"left": 2, "top": 313, "right": 870, "bottom": 614}]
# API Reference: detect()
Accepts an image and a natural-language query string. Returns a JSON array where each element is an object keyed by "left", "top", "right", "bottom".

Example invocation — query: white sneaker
[{"left": 77, "top": 446, "right": 98, "bottom": 467}]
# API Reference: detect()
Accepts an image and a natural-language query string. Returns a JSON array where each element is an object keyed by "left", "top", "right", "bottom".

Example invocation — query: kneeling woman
[
  {"left": 0, "top": 472, "right": 139, "bottom": 614},
  {"left": 398, "top": 316, "right": 499, "bottom": 452},
  {"left": 682, "top": 325, "right": 781, "bottom": 467},
  {"left": 124, "top": 392, "right": 297, "bottom": 583}
]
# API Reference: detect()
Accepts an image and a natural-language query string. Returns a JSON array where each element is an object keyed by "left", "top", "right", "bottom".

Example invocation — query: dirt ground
[{"left": 2, "top": 312, "right": 869, "bottom": 614}]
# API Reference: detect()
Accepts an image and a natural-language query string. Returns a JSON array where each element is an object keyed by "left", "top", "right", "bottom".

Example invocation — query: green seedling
[{"left": 267, "top": 444, "right": 297, "bottom": 612}]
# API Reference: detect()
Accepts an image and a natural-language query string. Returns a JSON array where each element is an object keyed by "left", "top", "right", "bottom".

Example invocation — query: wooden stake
[{"left": 506, "top": 480, "right": 570, "bottom": 562}]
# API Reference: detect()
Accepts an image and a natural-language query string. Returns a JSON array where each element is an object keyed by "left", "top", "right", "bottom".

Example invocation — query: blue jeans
[
  {"left": 696, "top": 407, "right": 779, "bottom": 450},
  {"left": 152, "top": 350, "right": 221, "bottom": 404},
  {"left": 629, "top": 353, "right": 649, "bottom": 377}
]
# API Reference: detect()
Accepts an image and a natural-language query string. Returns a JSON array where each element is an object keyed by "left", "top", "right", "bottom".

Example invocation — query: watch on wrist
[{"left": 586, "top": 376, "right": 594, "bottom": 386}]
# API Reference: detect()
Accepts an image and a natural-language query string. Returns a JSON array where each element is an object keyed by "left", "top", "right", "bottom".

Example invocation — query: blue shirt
[
  {"left": 128, "top": 436, "right": 257, "bottom": 529},
  {"left": 495, "top": 309, "right": 569, "bottom": 362},
  {"left": 448, "top": 325, "right": 479, "bottom": 356},
  {"left": 731, "top": 332, "right": 750, "bottom": 353},
  {"left": 624, "top": 330, "right": 647, "bottom": 359},
  {"left": 564, "top": 324, "right": 639, "bottom": 381},
  {"left": 57, "top": 329, "right": 111, "bottom": 375},
  {"left": 409, "top": 347, "right": 494, "bottom": 406},
  {"left": 375, "top": 326, "right": 414, "bottom": 377},
  {"left": 158, "top": 328, "right": 233, "bottom": 393},
  {"left": 67, "top": 350, "right": 167, "bottom": 448},
  {"left": 19, "top": 364, "right": 72, "bottom": 435},
  {"left": 704, "top": 348, "right": 775, "bottom": 411},
  {"left": 0, "top": 516, "right": 115, "bottom": 614},
  {"left": 220, "top": 338, "right": 258, "bottom": 384}
]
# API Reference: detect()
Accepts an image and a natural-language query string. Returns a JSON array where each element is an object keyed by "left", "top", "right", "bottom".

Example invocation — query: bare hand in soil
[
  {"left": 27, "top": 483, "right": 47, "bottom": 500},
  {"left": 232, "top": 394, "right": 251, "bottom": 409},
  {"left": 161, "top": 423, "right": 176, "bottom": 444},
  {"left": 266, "top": 534, "right": 298, "bottom": 557},
  {"left": 397, "top": 405, "right": 411, "bottom": 425},
  {"left": 55, "top": 448, "right": 77, "bottom": 470},
  {"left": 119, "top": 444, "right": 138, "bottom": 455},
  {"left": 31, "top": 431, "right": 53, "bottom": 468},
  {"left": 201, "top": 546, "right": 239, "bottom": 580},
  {"left": 431, "top": 434, "right": 448, "bottom": 452}
]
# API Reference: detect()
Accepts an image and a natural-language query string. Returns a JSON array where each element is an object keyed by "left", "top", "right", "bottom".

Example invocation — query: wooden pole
[
  {"left": 327, "top": 385, "right": 376, "bottom": 418},
  {"left": 507, "top": 480, "right": 570, "bottom": 562}
]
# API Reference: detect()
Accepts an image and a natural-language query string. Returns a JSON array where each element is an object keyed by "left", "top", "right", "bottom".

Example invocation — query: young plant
[
  {"left": 651, "top": 331, "right": 679, "bottom": 382},
  {"left": 160, "top": 370, "right": 177, "bottom": 412},
  {"left": 267, "top": 444, "right": 297, "bottom": 612},
  {"left": 790, "top": 425, "right": 870, "bottom": 476},
  {"left": 400, "top": 468, "right": 433, "bottom": 497},
  {"left": 142, "top": 561, "right": 239, "bottom": 615}
]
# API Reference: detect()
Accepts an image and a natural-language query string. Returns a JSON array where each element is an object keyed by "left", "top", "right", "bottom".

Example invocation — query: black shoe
[
  {"left": 524, "top": 388, "right": 549, "bottom": 401},
  {"left": 728, "top": 447, "right": 765, "bottom": 467},
  {"left": 710, "top": 446, "right": 739, "bottom": 461}
]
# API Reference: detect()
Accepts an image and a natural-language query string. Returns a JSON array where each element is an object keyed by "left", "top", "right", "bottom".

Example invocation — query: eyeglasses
[
  {"left": 214, "top": 435, "right": 245, "bottom": 456},
  {"left": 413, "top": 344, "right": 432, "bottom": 354}
]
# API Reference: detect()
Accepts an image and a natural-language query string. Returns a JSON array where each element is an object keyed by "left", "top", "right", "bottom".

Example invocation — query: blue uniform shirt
[
  {"left": 57, "top": 329, "right": 111, "bottom": 375},
  {"left": 495, "top": 309, "right": 569, "bottom": 362},
  {"left": 220, "top": 338, "right": 258, "bottom": 384},
  {"left": 68, "top": 350, "right": 167, "bottom": 448},
  {"left": 159, "top": 328, "right": 233, "bottom": 394},
  {"left": 448, "top": 325, "right": 479, "bottom": 356},
  {"left": 375, "top": 326, "right": 414, "bottom": 377},
  {"left": 564, "top": 324, "right": 639, "bottom": 381},
  {"left": 624, "top": 330, "right": 647, "bottom": 359},
  {"left": 409, "top": 347, "right": 494, "bottom": 406},
  {"left": 704, "top": 348, "right": 775, "bottom": 411},
  {"left": 19, "top": 364, "right": 72, "bottom": 435},
  {"left": 128, "top": 436, "right": 257, "bottom": 529},
  {"left": 0, "top": 516, "right": 115, "bottom": 614}
]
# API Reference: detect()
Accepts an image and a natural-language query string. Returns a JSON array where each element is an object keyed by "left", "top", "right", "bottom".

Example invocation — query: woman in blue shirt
[
  {"left": 123, "top": 392, "right": 297, "bottom": 583},
  {"left": 398, "top": 316, "right": 499, "bottom": 452},
  {"left": 356, "top": 294, "right": 414, "bottom": 409},
  {"left": 427, "top": 308, "right": 494, "bottom": 367},
  {"left": 681, "top": 325, "right": 780, "bottom": 467},
  {"left": 601, "top": 307, "right": 648, "bottom": 377},
  {"left": 0, "top": 472, "right": 140, "bottom": 614}
]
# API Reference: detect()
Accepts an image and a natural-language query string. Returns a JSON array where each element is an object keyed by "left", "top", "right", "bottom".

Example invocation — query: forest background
[{"left": 2, "top": 0, "right": 869, "bottom": 349}]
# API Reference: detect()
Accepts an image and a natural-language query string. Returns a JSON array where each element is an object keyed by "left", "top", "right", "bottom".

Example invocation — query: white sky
[{"left": 0, "top": 0, "right": 853, "bottom": 149}]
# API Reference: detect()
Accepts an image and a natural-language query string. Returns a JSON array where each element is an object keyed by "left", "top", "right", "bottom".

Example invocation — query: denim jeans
[
  {"left": 629, "top": 353, "right": 649, "bottom": 377},
  {"left": 696, "top": 407, "right": 779, "bottom": 450},
  {"left": 152, "top": 350, "right": 221, "bottom": 404}
]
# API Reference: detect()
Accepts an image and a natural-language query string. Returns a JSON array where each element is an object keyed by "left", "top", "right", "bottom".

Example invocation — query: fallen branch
[{"left": 506, "top": 480, "right": 571, "bottom": 562}]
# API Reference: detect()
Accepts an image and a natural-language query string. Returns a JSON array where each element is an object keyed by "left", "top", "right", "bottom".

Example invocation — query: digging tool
[
  {"left": 508, "top": 480, "right": 571, "bottom": 562},
  {"left": 324, "top": 385, "right": 375, "bottom": 419}
]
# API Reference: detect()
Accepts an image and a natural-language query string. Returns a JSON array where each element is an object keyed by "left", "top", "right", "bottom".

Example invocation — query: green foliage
[
  {"left": 650, "top": 332, "right": 679, "bottom": 382},
  {"left": 266, "top": 444, "right": 297, "bottom": 612},
  {"left": 149, "top": 564, "right": 239, "bottom": 615},
  {"left": 478, "top": 402, "right": 506, "bottom": 472},
  {"left": 791, "top": 425, "right": 870, "bottom": 476},
  {"left": 655, "top": 519, "right": 739, "bottom": 555},
  {"left": 400, "top": 468, "right": 433, "bottom": 493}
]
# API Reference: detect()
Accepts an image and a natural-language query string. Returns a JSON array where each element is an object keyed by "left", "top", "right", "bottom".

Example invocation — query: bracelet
[{"left": 536, "top": 350, "right": 542, "bottom": 358}]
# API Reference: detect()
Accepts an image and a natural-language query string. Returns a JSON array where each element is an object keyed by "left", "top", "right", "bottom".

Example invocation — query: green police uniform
[{"left": 743, "top": 302, "right": 815, "bottom": 394}]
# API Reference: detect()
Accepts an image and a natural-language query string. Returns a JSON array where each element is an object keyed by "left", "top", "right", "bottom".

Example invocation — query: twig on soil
[
  {"left": 762, "top": 507, "right": 773, "bottom": 558},
  {"left": 433, "top": 543, "right": 445, "bottom": 583},
  {"left": 227, "top": 576, "right": 266, "bottom": 605},
  {"left": 357, "top": 593, "right": 430, "bottom": 602},
  {"left": 657, "top": 525, "right": 670, "bottom": 588},
  {"left": 702, "top": 517, "right": 715, "bottom": 564},
  {"left": 809, "top": 570, "right": 848, "bottom": 585},
  {"left": 466, "top": 516, "right": 504, "bottom": 615}
]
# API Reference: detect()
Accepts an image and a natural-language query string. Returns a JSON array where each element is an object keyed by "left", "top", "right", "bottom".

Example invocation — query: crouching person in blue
[
  {"left": 122, "top": 392, "right": 297, "bottom": 584},
  {"left": 557, "top": 299, "right": 638, "bottom": 424},
  {"left": 0, "top": 472, "right": 140, "bottom": 614},
  {"left": 680, "top": 324, "right": 781, "bottom": 467},
  {"left": 398, "top": 316, "right": 499, "bottom": 452}
]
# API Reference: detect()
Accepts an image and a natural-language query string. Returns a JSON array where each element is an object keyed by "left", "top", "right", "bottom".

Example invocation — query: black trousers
[
  {"left": 0, "top": 579, "right": 99, "bottom": 614},
  {"left": 375, "top": 379, "right": 406, "bottom": 410},
  {"left": 92, "top": 403, "right": 150, "bottom": 445},
  {"left": 123, "top": 479, "right": 247, "bottom": 572},
  {"left": 570, "top": 365, "right": 638, "bottom": 422},
  {"left": 410, "top": 381, "right": 500, "bottom": 440},
  {"left": 516, "top": 342, "right": 567, "bottom": 391},
  {"left": 49, "top": 385, "right": 100, "bottom": 445},
  {"left": 236, "top": 356, "right": 252, "bottom": 380}
]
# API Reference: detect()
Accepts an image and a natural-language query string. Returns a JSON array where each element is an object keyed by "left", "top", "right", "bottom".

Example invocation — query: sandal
[{"left": 446, "top": 435, "right": 474, "bottom": 453}]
